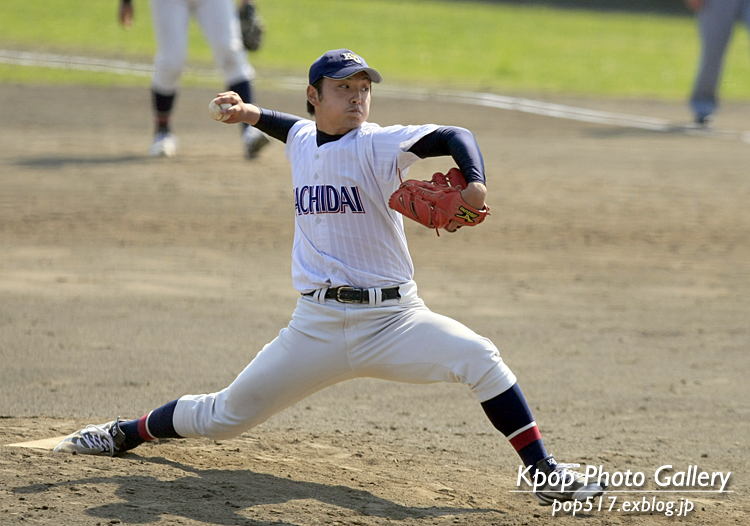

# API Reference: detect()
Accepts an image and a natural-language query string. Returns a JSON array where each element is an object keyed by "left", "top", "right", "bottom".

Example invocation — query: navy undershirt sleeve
[
  {"left": 408, "top": 127, "right": 486, "bottom": 185},
  {"left": 255, "top": 109, "right": 303, "bottom": 144}
]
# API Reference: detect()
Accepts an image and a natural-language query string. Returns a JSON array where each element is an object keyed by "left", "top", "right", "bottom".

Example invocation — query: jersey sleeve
[
  {"left": 368, "top": 124, "right": 440, "bottom": 183},
  {"left": 407, "top": 127, "right": 486, "bottom": 185},
  {"left": 256, "top": 109, "right": 304, "bottom": 144}
]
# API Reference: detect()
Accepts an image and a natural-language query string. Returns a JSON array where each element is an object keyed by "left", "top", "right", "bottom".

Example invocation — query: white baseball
[{"left": 208, "top": 100, "right": 232, "bottom": 122}]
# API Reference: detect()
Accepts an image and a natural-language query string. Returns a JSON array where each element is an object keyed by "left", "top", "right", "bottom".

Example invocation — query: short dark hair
[{"left": 306, "top": 78, "right": 324, "bottom": 116}]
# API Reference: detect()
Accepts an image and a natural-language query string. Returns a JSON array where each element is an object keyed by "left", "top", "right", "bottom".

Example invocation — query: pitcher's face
[{"left": 308, "top": 71, "right": 371, "bottom": 135}]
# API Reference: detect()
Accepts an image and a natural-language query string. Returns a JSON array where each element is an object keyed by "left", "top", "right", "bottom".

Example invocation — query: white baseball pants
[
  {"left": 150, "top": 0, "right": 254, "bottom": 93},
  {"left": 173, "top": 281, "right": 517, "bottom": 440}
]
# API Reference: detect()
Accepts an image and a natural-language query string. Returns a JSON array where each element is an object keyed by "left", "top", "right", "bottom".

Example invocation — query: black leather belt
[{"left": 303, "top": 286, "right": 401, "bottom": 304}]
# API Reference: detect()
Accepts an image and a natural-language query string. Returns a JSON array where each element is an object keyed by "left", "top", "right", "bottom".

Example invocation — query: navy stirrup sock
[
  {"left": 481, "top": 383, "right": 549, "bottom": 470},
  {"left": 228, "top": 80, "right": 253, "bottom": 132},
  {"left": 152, "top": 90, "right": 176, "bottom": 133},
  {"left": 119, "top": 399, "right": 182, "bottom": 451}
]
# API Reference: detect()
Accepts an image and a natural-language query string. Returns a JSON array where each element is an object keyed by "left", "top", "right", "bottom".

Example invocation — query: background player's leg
[
  {"left": 151, "top": 90, "right": 176, "bottom": 134},
  {"left": 690, "top": 0, "right": 738, "bottom": 124},
  {"left": 195, "top": 0, "right": 269, "bottom": 158},
  {"left": 228, "top": 79, "right": 253, "bottom": 106},
  {"left": 742, "top": 0, "right": 750, "bottom": 57},
  {"left": 195, "top": 0, "right": 251, "bottom": 85},
  {"left": 149, "top": 0, "right": 190, "bottom": 157},
  {"left": 226, "top": 78, "right": 270, "bottom": 158}
]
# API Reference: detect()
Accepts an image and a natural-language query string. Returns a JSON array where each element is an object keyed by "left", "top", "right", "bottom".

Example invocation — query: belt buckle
[{"left": 335, "top": 286, "right": 357, "bottom": 303}]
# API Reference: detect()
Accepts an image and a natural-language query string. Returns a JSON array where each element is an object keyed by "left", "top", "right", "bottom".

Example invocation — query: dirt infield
[{"left": 1, "top": 83, "right": 748, "bottom": 525}]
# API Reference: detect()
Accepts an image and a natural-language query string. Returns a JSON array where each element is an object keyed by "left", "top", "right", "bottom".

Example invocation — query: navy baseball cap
[{"left": 308, "top": 49, "right": 382, "bottom": 85}]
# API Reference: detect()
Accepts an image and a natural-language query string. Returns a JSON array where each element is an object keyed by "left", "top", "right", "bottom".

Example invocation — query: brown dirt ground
[{"left": 0, "top": 83, "right": 748, "bottom": 525}]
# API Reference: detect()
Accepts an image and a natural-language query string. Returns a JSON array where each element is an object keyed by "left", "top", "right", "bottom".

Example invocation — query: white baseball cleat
[
  {"left": 149, "top": 131, "right": 178, "bottom": 158},
  {"left": 533, "top": 456, "right": 607, "bottom": 506},
  {"left": 53, "top": 418, "right": 127, "bottom": 456},
  {"left": 243, "top": 126, "right": 270, "bottom": 159}
]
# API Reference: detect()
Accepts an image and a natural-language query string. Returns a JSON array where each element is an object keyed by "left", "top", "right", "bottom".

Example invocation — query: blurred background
[{"left": 1, "top": 0, "right": 748, "bottom": 106}]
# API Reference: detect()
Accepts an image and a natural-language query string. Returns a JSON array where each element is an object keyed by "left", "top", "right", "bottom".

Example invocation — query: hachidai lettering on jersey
[{"left": 294, "top": 185, "right": 365, "bottom": 215}]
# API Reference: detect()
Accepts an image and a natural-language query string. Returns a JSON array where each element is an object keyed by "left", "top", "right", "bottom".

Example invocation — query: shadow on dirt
[
  {"left": 12, "top": 155, "right": 148, "bottom": 168},
  {"left": 582, "top": 123, "right": 750, "bottom": 142},
  {"left": 14, "top": 455, "right": 500, "bottom": 525}
]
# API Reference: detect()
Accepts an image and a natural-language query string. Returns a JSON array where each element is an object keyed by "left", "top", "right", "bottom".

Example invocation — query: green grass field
[{"left": 1, "top": 0, "right": 749, "bottom": 99}]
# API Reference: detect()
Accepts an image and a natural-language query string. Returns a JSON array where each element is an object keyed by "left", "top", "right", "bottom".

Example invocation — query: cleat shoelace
[{"left": 79, "top": 424, "right": 115, "bottom": 456}]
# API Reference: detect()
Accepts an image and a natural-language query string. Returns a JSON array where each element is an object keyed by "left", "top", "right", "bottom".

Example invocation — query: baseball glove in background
[
  {"left": 239, "top": 0, "right": 264, "bottom": 52},
  {"left": 388, "top": 168, "right": 489, "bottom": 235}
]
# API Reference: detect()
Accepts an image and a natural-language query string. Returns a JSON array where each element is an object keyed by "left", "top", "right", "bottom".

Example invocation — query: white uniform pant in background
[
  {"left": 150, "top": 0, "right": 254, "bottom": 93},
  {"left": 174, "top": 282, "right": 517, "bottom": 439}
]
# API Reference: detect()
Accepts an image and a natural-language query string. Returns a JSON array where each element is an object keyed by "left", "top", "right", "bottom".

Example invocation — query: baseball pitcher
[{"left": 54, "top": 49, "right": 606, "bottom": 507}]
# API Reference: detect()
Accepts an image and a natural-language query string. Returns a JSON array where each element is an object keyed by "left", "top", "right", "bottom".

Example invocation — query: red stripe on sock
[
  {"left": 509, "top": 425, "right": 542, "bottom": 451},
  {"left": 137, "top": 414, "right": 155, "bottom": 441}
]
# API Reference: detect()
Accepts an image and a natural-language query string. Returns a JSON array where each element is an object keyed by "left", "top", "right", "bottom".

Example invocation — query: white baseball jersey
[{"left": 285, "top": 120, "right": 439, "bottom": 292}]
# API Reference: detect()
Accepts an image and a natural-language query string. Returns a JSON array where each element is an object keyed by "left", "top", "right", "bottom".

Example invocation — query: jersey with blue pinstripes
[{"left": 285, "top": 119, "right": 439, "bottom": 293}]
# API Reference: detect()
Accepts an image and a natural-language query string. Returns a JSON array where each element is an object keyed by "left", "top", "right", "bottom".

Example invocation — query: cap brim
[{"left": 325, "top": 66, "right": 382, "bottom": 84}]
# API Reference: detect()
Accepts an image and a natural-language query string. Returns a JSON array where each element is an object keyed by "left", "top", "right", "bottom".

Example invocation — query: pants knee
[
  {"left": 152, "top": 60, "right": 186, "bottom": 94},
  {"left": 215, "top": 47, "right": 251, "bottom": 84},
  {"left": 463, "top": 340, "right": 518, "bottom": 402}
]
